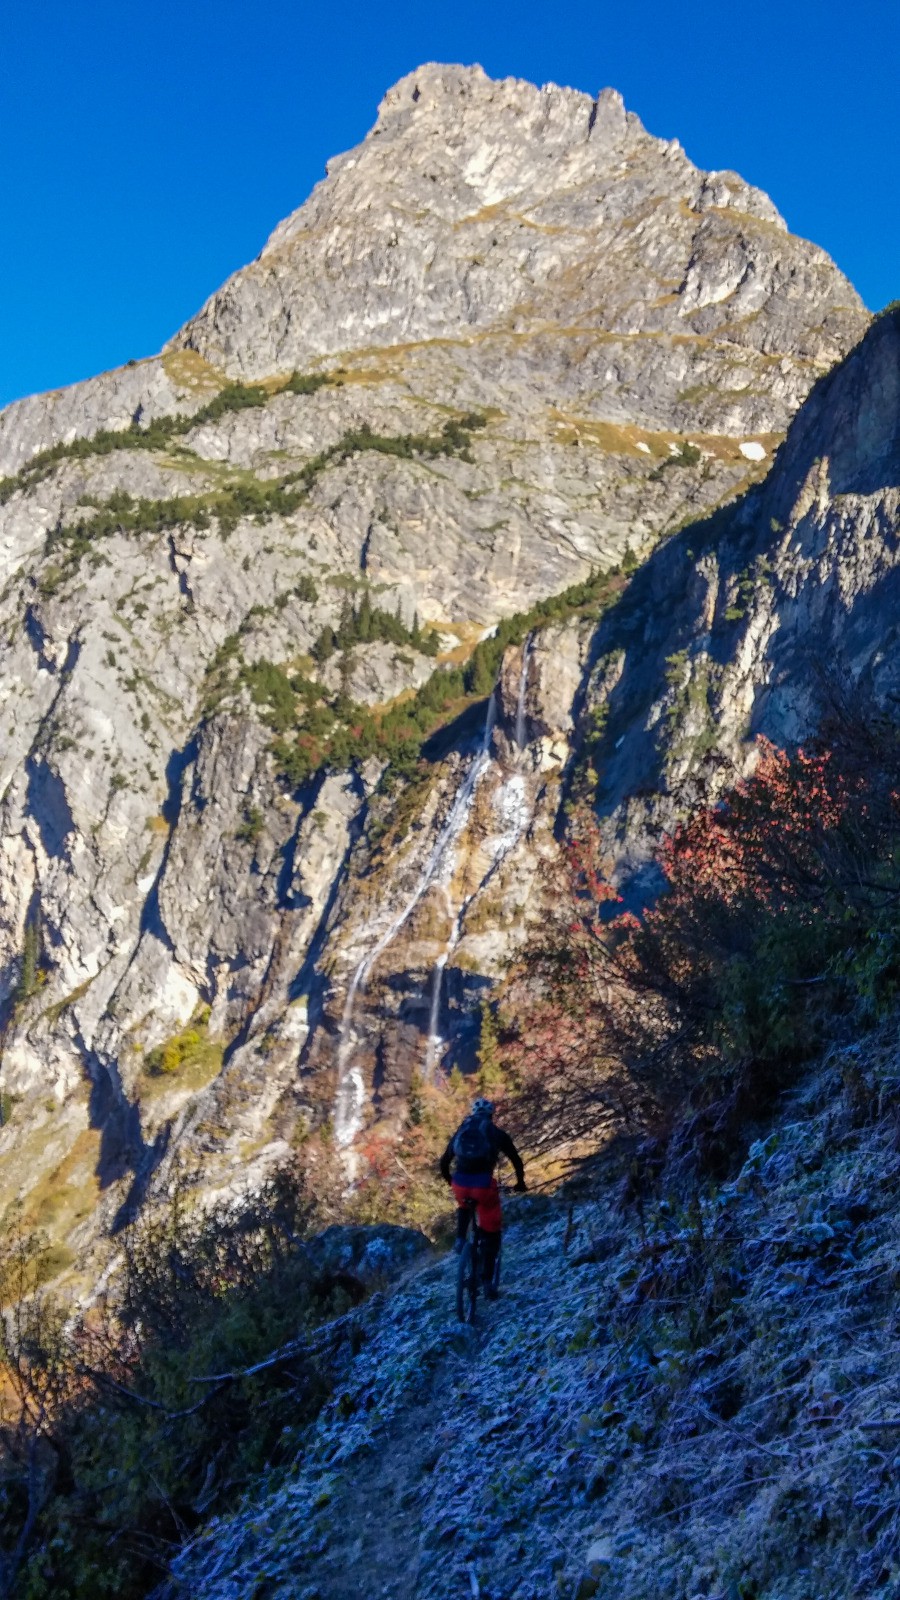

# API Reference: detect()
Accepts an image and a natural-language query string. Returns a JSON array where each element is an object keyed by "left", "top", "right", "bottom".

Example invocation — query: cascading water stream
[
  {"left": 417, "top": 641, "right": 537, "bottom": 1087},
  {"left": 514, "top": 633, "right": 533, "bottom": 751},
  {"left": 333, "top": 694, "right": 497, "bottom": 1148},
  {"left": 422, "top": 950, "right": 448, "bottom": 1081},
  {"left": 422, "top": 766, "right": 532, "bottom": 1083}
]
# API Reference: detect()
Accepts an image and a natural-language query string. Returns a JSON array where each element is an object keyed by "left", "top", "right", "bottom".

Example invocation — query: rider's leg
[
  {"left": 451, "top": 1183, "right": 474, "bottom": 1252},
  {"left": 475, "top": 1180, "right": 502, "bottom": 1290},
  {"left": 480, "top": 1229, "right": 500, "bottom": 1283}
]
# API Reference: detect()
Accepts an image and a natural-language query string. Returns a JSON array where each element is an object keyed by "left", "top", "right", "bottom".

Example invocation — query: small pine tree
[
  {"left": 312, "top": 624, "right": 337, "bottom": 664},
  {"left": 477, "top": 999, "right": 505, "bottom": 1094},
  {"left": 357, "top": 590, "right": 373, "bottom": 642},
  {"left": 447, "top": 1065, "right": 466, "bottom": 1098},
  {"left": 336, "top": 598, "right": 354, "bottom": 651},
  {"left": 16, "top": 915, "right": 40, "bottom": 1003},
  {"left": 465, "top": 649, "right": 497, "bottom": 697},
  {"left": 407, "top": 1071, "right": 424, "bottom": 1126}
]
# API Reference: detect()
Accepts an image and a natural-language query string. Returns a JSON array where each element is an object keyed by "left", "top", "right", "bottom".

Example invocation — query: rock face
[
  {"left": 175, "top": 64, "right": 862, "bottom": 432},
  {"left": 578, "top": 306, "right": 900, "bottom": 877},
  {"left": 0, "top": 64, "right": 872, "bottom": 1280}
]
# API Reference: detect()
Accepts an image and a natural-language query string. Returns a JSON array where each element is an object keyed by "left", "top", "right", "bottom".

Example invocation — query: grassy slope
[{"left": 166, "top": 1024, "right": 900, "bottom": 1600}]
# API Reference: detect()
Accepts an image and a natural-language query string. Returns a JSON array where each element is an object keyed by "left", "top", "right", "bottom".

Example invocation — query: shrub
[
  {"left": 145, "top": 1010, "right": 221, "bottom": 1077},
  {"left": 648, "top": 440, "right": 702, "bottom": 481},
  {"left": 506, "top": 688, "right": 900, "bottom": 1151},
  {"left": 240, "top": 658, "right": 298, "bottom": 733},
  {"left": 188, "top": 381, "right": 268, "bottom": 427},
  {"left": 236, "top": 804, "right": 264, "bottom": 844},
  {"left": 0, "top": 1167, "right": 357, "bottom": 1599},
  {"left": 281, "top": 370, "right": 332, "bottom": 396}
]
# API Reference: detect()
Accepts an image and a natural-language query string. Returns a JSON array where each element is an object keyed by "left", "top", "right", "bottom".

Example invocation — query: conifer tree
[
  {"left": 16, "top": 914, "right": 40, "bottom": 1003},
  {"left": 477, "top": 999, "right": 504, "bottom": 1094}
]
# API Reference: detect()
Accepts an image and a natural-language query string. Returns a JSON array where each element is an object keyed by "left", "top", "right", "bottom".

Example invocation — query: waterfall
[
  {"left": 480, "top": 688, "right": 498, "bottom": 754},
  {"left": 423, "top": 952, "right": 448, "bottom": 1080},
  {"left": 421, "top": 770, "right": 532, "bottom": 1085},
  {"left": 333, "top": 694, "right": 497, "bottom": 1148},
  {"left": 422, "top": 877, "right": 471, "bottom": 1082},
  {"left": 514, "top": 634, "right": 532, "bottom": 750}
]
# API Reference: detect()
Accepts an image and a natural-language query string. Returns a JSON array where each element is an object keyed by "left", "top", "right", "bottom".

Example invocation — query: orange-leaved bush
[{"left": 504, "top": 697, "right": 900, "bottom": 1152}]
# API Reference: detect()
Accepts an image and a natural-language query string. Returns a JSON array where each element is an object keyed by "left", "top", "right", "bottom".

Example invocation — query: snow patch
[{"left": 740, "top": 440, "right": 767, "bottom": 462}]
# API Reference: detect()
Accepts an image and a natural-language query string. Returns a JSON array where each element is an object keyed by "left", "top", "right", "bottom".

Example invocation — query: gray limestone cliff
[
  {"left": 0, "top": 63, "right": 875, "bottom": 1287},
  {"left": 578, "top": 304, "right": 900, "bottom": 872}
]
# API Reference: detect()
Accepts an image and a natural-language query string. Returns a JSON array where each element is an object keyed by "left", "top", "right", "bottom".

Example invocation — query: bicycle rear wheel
[{"left": 456, "top": 1236, "right": 479, "bottom": 1323}]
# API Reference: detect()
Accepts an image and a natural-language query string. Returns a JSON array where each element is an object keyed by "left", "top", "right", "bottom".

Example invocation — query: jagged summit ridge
[
  {"left": 173, "top": 62, "right": 862, "bottom": 382},
  {"left": 368, "top": 63, "right": 780, "bottom": 228}
]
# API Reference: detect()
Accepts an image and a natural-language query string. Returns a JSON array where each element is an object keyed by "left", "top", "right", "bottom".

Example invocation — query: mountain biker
[{"left": 440, "top": 1098, "right": 526, "bottom": 1300}]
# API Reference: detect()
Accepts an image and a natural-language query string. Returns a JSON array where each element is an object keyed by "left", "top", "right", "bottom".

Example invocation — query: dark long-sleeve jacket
[{"left": 440, "top": 1119, "right": 525, "bottom": 1185}]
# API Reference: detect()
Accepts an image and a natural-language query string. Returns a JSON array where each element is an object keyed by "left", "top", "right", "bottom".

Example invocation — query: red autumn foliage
[{"left": 504, "top": 698, "right": 900, "bottom": 1154}]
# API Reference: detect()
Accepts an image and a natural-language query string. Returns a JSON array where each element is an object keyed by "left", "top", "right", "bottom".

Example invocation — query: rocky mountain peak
[
  {"left": 174, "top": 64, "right": 863, "bottom": 380},
  {"left": 372, "top": 60, "right": 623, "bottom": 147}
]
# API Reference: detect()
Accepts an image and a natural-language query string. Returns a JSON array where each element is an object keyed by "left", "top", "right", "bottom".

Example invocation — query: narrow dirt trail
[
  {"left": 162, "top": 1049, "right": 900, "bottom": 1600},
  {"left": 310, "top": 1343, "right": 456, "bottom": 1595},
  {"left": 308, "top": 1236, "right": 541, "bottom": 1599},
  {"left": 168, "top": 1190, "right": 642, "bottom": 1599}
]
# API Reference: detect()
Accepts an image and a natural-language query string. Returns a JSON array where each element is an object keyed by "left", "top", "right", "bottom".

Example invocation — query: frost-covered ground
[{"left": 164, "top": 1024, "right": 900, "bottom": 1600}]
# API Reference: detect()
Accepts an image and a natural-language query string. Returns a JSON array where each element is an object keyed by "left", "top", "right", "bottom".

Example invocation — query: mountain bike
[{"left": 455, "top": 1198, "right": 502, "bottom": 1324}]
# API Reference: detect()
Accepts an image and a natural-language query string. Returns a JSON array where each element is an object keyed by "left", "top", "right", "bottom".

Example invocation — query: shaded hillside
[
  {"left": 572, "top": 305, "right": 900, "bottom": 879},
  {"left": 5, "top": 647, "right": 900, "bottom": 1597}
]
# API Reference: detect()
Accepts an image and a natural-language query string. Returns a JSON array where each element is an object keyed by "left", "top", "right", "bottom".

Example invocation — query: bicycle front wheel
[{"left": 456, "top": 1238, "right": 478, "bottom": 1324}]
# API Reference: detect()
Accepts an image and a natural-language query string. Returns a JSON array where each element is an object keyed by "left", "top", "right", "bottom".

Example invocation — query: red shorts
[{"left": 452, "top": 1177, "right": 502, "bottom": 1233}]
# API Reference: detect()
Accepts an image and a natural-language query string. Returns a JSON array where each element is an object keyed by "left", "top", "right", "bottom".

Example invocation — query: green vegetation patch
[
  {"left": 42, "top": 976, "right": 95, "bottom": 1027},
  {"left": 648, "top": 440, "right": 701, "bottom": 481},
  {"left": 0, "top": 371, "right": 339, "bottom": 507},
  {"left": 32, "top": 412, "right": 489, "bottom": 595},
  {"left": 144, "top": 1008, "right": 223, "bottom": 1080},
  {"left": 312, "top": 590, "right": 439, "bottom": 664},
  {"left": 267, "top": 566, "right": 625, "bottom": 791}
]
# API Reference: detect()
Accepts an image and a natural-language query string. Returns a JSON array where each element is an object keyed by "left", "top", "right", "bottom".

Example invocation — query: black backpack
[{"left": 453, "top": 1113, "right": 494, "bottom": 1165}]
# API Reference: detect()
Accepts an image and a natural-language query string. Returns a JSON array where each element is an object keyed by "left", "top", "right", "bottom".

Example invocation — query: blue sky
[{"left": 2, "top": 0, "right": 897, "bottom": 408}]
